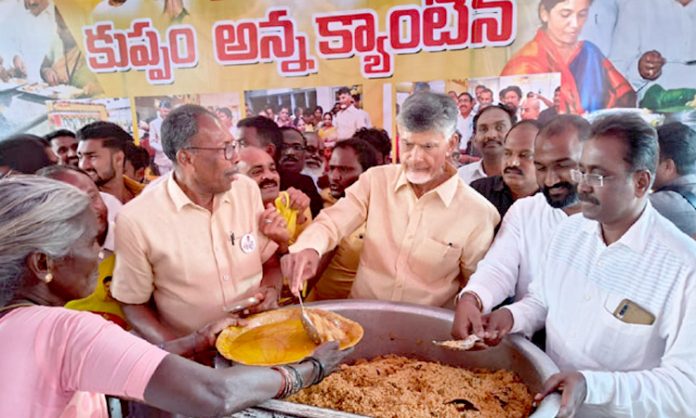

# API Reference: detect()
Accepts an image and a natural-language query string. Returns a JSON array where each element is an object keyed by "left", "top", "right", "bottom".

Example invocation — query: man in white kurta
[{"left": 452, "top": 115, "right": 591, "bottom": 338}]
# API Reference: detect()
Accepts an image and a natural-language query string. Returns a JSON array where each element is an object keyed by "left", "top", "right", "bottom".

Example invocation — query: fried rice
[{"left": 288, "top": 354, "right": 533, "bottom": 418}]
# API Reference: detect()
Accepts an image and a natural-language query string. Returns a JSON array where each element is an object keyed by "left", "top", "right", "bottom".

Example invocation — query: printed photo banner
[{"left": 0, "top": 0, "right": 694, "bottom": 139}]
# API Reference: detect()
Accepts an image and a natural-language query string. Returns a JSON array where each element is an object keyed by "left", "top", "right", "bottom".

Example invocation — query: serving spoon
[{"left": 298, "top": 294, "right": 322, "bottom": 344}]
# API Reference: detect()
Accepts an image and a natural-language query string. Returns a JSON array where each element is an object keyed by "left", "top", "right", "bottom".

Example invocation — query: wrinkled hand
[
  {"left": 191, "top": 316, "right": 245, "bottom": 353},
  {"left": 638, "top": 50, "right": 665, "bottom": 81},
  {"left": 260, "top": 204, "right": 289, "bottom": 246},
  {"left": 452, "top": 293, "right": 484, "bottom": 339},
  {"left": 310, "top": 341, "right": 352, "bottom": 378},
  {"left": 280, "top": 249, "right": 320, "bottom": 296},
  {"left": 535, "top": 371, "right": 587, "bottom": 418},
  {"left": 244, "top": 286, "right": 279, "bottom": 314},
  {"left": 41, "top": 68, "right": 60, "bottom": 86},
  {"left": 479, "top": 308, "right": 514, "bottom": 346},
  {"left": 11, "top": 55, "right": 26, "bottom": 79}
]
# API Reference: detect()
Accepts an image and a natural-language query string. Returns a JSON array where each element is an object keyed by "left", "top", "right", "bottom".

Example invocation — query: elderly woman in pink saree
[{"left": 501, "top": 0, "right": 636, "bottom": 114}]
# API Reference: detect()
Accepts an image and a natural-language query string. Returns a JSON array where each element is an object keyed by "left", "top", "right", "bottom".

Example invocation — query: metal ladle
[{"left": 298, "top": 295, "right": 322, "bottom": 344}]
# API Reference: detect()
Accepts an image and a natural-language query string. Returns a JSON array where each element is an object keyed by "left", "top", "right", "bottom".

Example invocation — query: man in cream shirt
[
  {"left": 333, "top": 87, "right": 369, "bottom": 140},
  {"left": 112, "top": 105, "right": 285, "bottom": 342},
  {"left": 482, "top": 114, "right": 696, "bottom": 417},
  {"left": 281, "top": 92, "right": 499, "bottom": 307}
]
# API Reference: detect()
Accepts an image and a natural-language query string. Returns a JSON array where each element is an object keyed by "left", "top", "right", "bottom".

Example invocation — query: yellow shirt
[
  {"left": 320, "top": 187, "right": 337, "bottom": 208},
  {"left": 290, "top": 164, "right": 499, "bottom": 307},
  {"left": 64, "top": 254, "right": 129, "bottom": 330},
  {"left": 112, "top": 174, "right": 277, "bottom": 336},
  {"left": 308, "top": 223, "right": 365, "bottom": 301}
]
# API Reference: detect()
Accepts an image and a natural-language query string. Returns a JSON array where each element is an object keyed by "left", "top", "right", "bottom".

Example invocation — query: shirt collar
[
  {"left": 394, "top": 164, "right": 460, "bottom": 207},
  {"left": 166, "top": 172, "right": 192, "bottom": 211},
  {"left": 492, "top": 175, "right": 507, "bottom": 192},
  {"left": 666, "top": 174, "right": 696, "bottom": 187},
  {"left": 471, "top": 160, "right": 486, "bottom": 177},
  {"left": 166, "top": 174, "right": 233, "bottom": 211},
  {"left": 582, "top": 202, "right": 655, "bottom": 253}
]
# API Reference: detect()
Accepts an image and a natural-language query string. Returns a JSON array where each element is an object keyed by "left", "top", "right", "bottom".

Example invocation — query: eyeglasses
[
  {"left": 185, "top": 140, "right": 240, "bottom": 160},
  {"left": 282, "top": 143, "right": 305, "bottom": 153},
  {"left": 570, "top": 169, "right": 605, "bottom": 187}
]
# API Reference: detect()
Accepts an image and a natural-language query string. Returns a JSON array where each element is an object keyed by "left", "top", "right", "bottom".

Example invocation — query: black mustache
[
  {"left": 503, "top": 167, "right": 524, "bottom": 175},
  {"left": 259, "top": 179, "right": 278, "bottom": 188},
  {"left": 578, "top": 192, "right": 600, "bottom": 205},
  {"left": 281, "top": 155, "right": 299, "bottom": 162},
  {"left": 545, "top": 181, "right": 574, "bottom": 192}
]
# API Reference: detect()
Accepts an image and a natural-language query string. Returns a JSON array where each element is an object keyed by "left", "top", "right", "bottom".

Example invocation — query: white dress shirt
[
  {"left": 99, "top": 191, "right": 123, "bottom": 253},
  {"left": 457, "top": 160, "right": 487, "bottom": 185},
  {"left": 609, "top": 0, "right": 696, "bottom": 95},
  {"left": 580, "top": 0, "right": 621, "bottom": 56},
  {"left": 7, "top": 1, "right": 56, "bottom": 82},
  {"left": 505, "top": 204, "right": 696, "bottom": 417},
  {"left": 459, "top": 193, "right": 568, "bottom": 313},
  {"left": 456, "top": 113, "right": 474, "bottom": 151},
  {"left": 148, "top": 116, "right": 173, "bottom": 175},
  {"left": 334, "top": 105, "right": 368, "bottom": 140}
]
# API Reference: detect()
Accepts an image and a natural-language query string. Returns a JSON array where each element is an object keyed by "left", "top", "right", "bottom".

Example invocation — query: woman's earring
[{"left": 44, "top": 272, "right": 53, "bottom": 283}]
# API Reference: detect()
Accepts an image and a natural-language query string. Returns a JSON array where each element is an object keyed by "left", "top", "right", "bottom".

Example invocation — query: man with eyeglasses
[
  {"left": 479, "top": 114, "right": 696, "bottom": 417},
  {"left": 279, "top": 127, "right": 324, "bottom": 217},
  {"left": 112, "top": 105, "right": 287, "bottom": 349},
  {"left": 281, "top": 92, "right": 499, "bottom": 308}
]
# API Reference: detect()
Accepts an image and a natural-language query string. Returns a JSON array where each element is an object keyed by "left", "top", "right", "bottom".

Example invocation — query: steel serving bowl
[{"left": 228, "top": 299, "right": 560, "bottom": 418}]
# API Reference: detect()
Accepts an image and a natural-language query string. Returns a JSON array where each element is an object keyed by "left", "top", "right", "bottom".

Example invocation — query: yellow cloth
[
  {"left": 290, "top": 164, "right": 499, "bottom": 307},
  {"left": 275, "top": 191, "right": 312, "bottom": 304},
  {"left": 318, "top": 126, "right": 338, "bottom": 142},
  {"left": 273, "top": 191, "right": 312, "bottom": 244},
  {"left": 65, "top": 254, "right": 129, "bottom": 330},
  {"left": 124, "top": 175, "right": 145, "bottom": 197}
]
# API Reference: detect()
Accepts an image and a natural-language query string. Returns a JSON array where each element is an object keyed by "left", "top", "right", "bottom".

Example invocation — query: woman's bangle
[
  {"left": 271, "top": 366, "right": 291, "bottom": 398},
  {"left": 284, "top": 364, "right": 304, "bottom": 395}
]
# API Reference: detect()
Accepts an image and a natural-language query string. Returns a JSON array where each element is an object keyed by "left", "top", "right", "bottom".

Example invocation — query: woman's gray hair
[
  {"left": 397, "top": 92, "right": 457, "bottom": 138},
  {"left": 0, "top": 176, "right": 91, "bottom": 305},
  {"left": 161, "top": 104, "right": 217, "bottom": 162}
]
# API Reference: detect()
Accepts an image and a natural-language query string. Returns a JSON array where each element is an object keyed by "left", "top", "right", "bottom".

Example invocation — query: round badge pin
[{"left": 240, "top": 233, "right": 256, "bottom": 254}]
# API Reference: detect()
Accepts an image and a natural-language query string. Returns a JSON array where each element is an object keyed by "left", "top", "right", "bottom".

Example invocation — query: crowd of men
[{"left": 0, "top": 89, "right": 695, "bottom": 417}]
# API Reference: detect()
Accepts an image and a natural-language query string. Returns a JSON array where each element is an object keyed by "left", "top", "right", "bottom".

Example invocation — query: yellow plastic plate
[{"left": 215, "top": 307, "right": 363, "bottom": 366}]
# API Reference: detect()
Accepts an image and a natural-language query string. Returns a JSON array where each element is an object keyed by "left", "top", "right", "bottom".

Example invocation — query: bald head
[{"left": 520, "top": 97, "right": 541, "bottom": 120}]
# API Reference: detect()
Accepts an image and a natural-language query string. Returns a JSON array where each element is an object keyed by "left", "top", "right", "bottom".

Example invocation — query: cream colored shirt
[
  {"left": 334, "top": 105, "right": 368, "bottom": 140},
  {"left": 291, "top": 164, "right": 499, "bottom": 307},
  {"left": 112, "top": 174, "right": 276, "bottom": 336}
]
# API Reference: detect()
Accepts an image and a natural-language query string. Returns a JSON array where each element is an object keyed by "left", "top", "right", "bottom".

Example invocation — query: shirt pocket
[
  {"left": 408, "top": 237, "right": 461, "bottom": 282},
  {"left": 592, "top": 293, "right": 658, "bottom": 370}
]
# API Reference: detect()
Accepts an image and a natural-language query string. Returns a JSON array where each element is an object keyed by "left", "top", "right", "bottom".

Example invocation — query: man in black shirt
[
  {"left": 278, "top": 127, "right": 324, "bottom": 217},
  {"left": 470, "top": 121, "right": 540, "bottom": 219}
]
